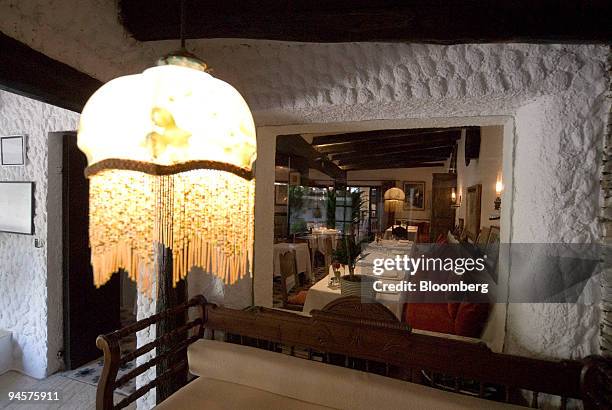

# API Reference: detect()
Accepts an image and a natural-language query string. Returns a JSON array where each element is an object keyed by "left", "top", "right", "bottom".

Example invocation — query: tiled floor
[{"left": 0, "top": 371, "right": 133, "bottom": 409}]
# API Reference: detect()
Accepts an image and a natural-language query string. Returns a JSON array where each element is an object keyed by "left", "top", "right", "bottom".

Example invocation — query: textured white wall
[
  {"left": 0, "top": 90, "right": 78, "bottom": 378},
  {"left": 0, "top": 0, "right": 608, "bottom": 387}
]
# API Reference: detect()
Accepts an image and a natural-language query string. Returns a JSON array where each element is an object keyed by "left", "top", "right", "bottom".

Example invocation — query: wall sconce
[
  {"left": 450, "top": 187, "right": 461, "bottom": 208},
  {"left": 494, "top": 179, "right": 503, "bottom": 210}
]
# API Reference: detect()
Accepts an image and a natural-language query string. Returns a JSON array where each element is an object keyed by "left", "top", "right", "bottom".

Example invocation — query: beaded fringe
[{"left": 88, "top": 169, "right": 255, "bottom": 295}]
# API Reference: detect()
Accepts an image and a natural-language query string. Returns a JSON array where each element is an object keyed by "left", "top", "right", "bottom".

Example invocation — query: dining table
[
  {"left": 273, "top": 242, "right": 314, "bottom": 283},
  {"left": 301, "top": 239, "right": 415, "bottom": 320}
]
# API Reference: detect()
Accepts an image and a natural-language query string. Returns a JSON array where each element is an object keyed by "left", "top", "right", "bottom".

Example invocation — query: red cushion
[
  {"left": 402, "top": 302, "right": 490, "bottom": 338},
  {"left": 403, "top": 303, "right": 455, "bottom": 334},
  {"left": 454, "top": 303, "right": 491, "bottom": 338},
  {"left": 287, "top": 290, "right": 308, "bottom": 305}
]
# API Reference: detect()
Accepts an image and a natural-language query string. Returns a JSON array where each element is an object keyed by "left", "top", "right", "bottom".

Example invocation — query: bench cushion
[
  {"left": 155, "top": 376, "right": 332, "bottom": 410},
  {"left": 183, "top": 339, "right": 519, "bottom": 410}
]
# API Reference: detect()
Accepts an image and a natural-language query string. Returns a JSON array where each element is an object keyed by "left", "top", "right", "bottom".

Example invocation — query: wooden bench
[{"left": 95, "top": 296, "right": 611, "bottom": 409}]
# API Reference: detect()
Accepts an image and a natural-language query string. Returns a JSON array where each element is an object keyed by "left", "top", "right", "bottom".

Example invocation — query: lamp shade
[
  {"left": 77, "top": 58, "right": 256, "bottom": 294},
  {"left": 384, "top": 187, "right": 405, "bottom": 212},
  {"left": 78, "top": 64, "right": 256, "bottom": 173},
  {"left": 384, "top": 187, "right": 405, "bottom": 202}
]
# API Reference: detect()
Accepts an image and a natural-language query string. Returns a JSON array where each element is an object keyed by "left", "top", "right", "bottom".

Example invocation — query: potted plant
[{"left": 332, "top": 236, "right": 375, "bottom": 298}]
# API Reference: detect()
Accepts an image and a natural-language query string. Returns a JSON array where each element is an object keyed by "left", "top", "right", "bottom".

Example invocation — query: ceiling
[
  {"left": 118, "top": 0, "right": 612, "bottom": 44},
  {"left": 276, "top": 127, "right": 480, "bottom": 179}
]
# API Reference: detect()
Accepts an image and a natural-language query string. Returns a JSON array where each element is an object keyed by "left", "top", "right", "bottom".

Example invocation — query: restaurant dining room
[
  {"left": 272, "top": 126, "right": 504, "bottom": 334},
  {"left": 0, "top": 1, "right": 610, "bottom": 409}
]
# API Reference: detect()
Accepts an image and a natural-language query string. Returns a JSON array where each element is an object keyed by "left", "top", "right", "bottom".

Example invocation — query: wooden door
[
  {"left": 61, "top": 132, "right": 120, "bottom": 369},
  {"left": 430, "top": 173, "right": 457, "bottom": 242}
]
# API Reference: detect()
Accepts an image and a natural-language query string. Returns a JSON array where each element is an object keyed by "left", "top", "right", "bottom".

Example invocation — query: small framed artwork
[
  {"left": 465, "top": 184, "right": 482, "bottom": 242},
  {"left": 275, "top": 183, "right": 288, "bottom": 205},
  {"left": 1, "top": 135, "right": 26, "bottom": 166},
  {"left": 289, "top": 172, "right": 301, "bottom": 186},
  {"left": 0, "top": 181, "right": 34, "bottom": 235},
  {"left": 403, "top": 181, "right": 425, "bottom": 210}
]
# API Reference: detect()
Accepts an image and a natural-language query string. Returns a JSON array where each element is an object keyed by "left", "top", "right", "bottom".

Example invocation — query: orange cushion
[{"left": 287, "top": 290, "right": 308, "bottom": 305}]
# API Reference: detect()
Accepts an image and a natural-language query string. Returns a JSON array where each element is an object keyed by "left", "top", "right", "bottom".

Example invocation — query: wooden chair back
[{"left": 278, "top": 250, "right": 299, "bottom": 309}]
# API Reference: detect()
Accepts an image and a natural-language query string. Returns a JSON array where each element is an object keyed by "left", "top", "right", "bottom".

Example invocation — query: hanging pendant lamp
[{"left": 77, "top": 48, "right": 256, "bottom": 295}]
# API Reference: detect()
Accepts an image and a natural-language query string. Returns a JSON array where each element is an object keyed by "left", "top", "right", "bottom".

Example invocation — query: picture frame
[
  {"left": 0, "top": 181, "right": 34, "bottom": 235},
  {"left": 465, "top": 184, "right": 482, "bottom": 241},
  {"left": 275, "top": 183, "right": 288, "bottom": 205},
  {"left": 402, "top": 181, "right": 425, "bottom": 210},
  {"left": 1, "top": 135, "right": 26, "bottom": 166},
  {"left": 289, "top": 172, "right": 301, "bottom": 186}
]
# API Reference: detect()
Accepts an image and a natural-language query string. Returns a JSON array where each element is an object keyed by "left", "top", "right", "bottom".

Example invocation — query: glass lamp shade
[
  {"left": 78, "top": 64, "right": 256, "bottom": 172},
  {"left": 77, "top": 60, "right": 256, "bottom": 295}
]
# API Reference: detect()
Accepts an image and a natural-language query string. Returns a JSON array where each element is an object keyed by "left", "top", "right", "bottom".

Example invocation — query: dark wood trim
[
  {"left": 341, "top": 161, "right": 446, "bottom": 171},
  {"left": 312, "top": 128, "right": 462, "bottom": 147},
  {"left": 0, "top": 31, "right": 102, "bottom": 112},
  {"left": 337, "top": 148, "right": 452, "bottom": 167},
  {"left": 318, "top": 132, "right": 462, "bottom": 155},
  {"left": 119, "top": 0, "right": 612, "bottom": 44},
  {"left": 330, "top": 143, "right": 456, "bottom": 162},
  {"left": 96, "top": 296, "right": 611, "bottom": 410}
]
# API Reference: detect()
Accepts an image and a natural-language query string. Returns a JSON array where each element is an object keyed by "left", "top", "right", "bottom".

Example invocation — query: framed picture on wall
[
  {"left": 402, "top": 181, "right": 425, "bottom": 210},
  {"left": 289, "top": 172, "right": 301, "bottom": 186},
  {"left": 465, "top": 184, "right": 482, "bottom": 242},
  {"left": 0, "top": 181, "right": 34, "bottom": 235},
  {"left": 1, "top": 135, "right": 26, "bottom": 166},
  {"left": 275, "top": 183, "right": 288, "bottom": 205}
]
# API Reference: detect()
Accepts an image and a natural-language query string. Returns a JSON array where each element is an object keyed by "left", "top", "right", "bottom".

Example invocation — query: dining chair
[
  {"left": 391, "top": 226, "right": 408, "bottom": 240},
  {"left": 278, "top": 250, "right": 307, "bottom": 311}
]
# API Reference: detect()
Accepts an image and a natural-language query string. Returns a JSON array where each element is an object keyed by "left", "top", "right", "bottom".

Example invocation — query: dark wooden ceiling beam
[
  {"left": 119, "top": 0, "right": 612, "bottom": 44},
  {"left": 318, "top": 132, "right": 461, "bottom": 155},
  {"left": 0, "top": 31, "right": 103, "bottom": 113},
  {"left": 312, "top": 128, "right": 461, "bottom": 147},
  {"left": 342, "top": 161, "right": 445, "bottom": 171},
  {"left": 276, "top": 134, "right": 346, "bottom": 181},
  {"left": 331, "top": 144, "right": 454, "bottom": 163},
  {"left": 339, "top": 155, "right": 449, "bottom": 168}
]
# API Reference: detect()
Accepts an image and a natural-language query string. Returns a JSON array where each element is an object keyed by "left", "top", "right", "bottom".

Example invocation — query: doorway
[{"left": 55, "top": 132, "right": 122, "bottom": 370}]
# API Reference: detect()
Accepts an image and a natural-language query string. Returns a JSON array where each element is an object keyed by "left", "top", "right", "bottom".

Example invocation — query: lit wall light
[
  {"left": 451, "top": 187, "right": 461, "bottom": 208},
  {"left": 494, "top": 178, "right": 504, "bottom": 210}
]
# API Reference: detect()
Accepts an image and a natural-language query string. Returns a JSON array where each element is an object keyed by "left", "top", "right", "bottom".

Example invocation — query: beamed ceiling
[
  {"left": 276, "top": 127, "right": 480, "bottom": 178},
  {"left": 118, "top": 0, "right": 612, "bottom": 43}
]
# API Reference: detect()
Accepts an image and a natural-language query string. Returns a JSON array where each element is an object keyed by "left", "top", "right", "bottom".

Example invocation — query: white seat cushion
[
  {"left": 155, "top": 376, "right": 332, "bottom": 410},
  {"left": 184, "top": 339, "right": 520, "bottom": 410}
]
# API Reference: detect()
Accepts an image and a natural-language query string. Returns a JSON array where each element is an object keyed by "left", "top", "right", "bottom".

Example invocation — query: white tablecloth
[
  {"left": 273, "top": 243, "right": 313, "bottom": 282},
  {"left": 300, "top": 233, "right": 339, "bottom": 257},
  {"left": 302, "top": 240, "right": 416, "bottom": 318}
]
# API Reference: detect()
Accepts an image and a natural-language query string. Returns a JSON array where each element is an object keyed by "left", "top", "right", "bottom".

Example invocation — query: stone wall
[{"left": 0, "top": 90, "right": 78, "bottom": 378}]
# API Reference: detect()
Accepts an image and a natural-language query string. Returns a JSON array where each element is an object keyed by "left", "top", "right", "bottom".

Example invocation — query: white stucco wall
[
  {"left": 0, "top": 1, "right": 609, "bottom": 391},
  {"left": 0, "top": 90, "right": 78, "bottom": 378}
]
